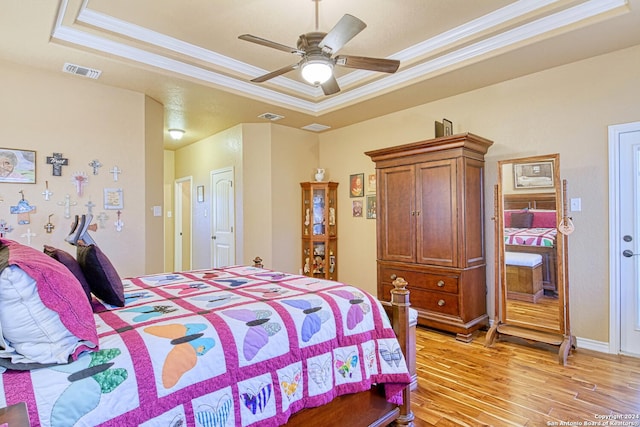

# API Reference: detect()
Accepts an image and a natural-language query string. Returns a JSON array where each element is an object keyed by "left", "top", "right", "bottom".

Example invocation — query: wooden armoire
[{"left": 366, "top": 133, "right": 493, "bottom": 342}]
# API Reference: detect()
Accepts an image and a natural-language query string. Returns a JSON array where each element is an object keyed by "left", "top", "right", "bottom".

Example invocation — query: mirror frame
[{"left": 497, "top": 153, "right": 567, "bottom": 335}]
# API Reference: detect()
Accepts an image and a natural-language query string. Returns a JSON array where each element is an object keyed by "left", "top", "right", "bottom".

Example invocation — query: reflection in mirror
[{"left": 486, "top": 153, "right": 574, "bottom": 364}]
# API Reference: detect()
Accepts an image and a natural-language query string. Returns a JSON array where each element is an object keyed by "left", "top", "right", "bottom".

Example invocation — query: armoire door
[
  {"left": 378, "top": 165, "right": 415, "bottom": 262},
  {"left": 416, "top": 159, "right": 457, "bottom": 267}
]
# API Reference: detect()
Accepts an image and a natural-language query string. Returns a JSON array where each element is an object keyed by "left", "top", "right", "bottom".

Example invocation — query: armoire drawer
[
  {"left": 380, "top": 283, "right": 459, "bottom": 316},
  {"left": 379, "top": 266, "right": 459, "bottom": 294}
]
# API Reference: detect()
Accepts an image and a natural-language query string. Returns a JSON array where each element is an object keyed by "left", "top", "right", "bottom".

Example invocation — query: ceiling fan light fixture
[
  {"left": 168, "top": 128, "right": 185, "bottom": 140},
  {"left": 301, "top": 57, "right": 333, "bottom": 85}
]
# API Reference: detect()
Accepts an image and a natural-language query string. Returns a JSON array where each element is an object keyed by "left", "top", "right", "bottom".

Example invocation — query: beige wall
[
  {"left": 171, "top": 123, "right": 318, "bottom": 272},
  {"left": 319, "top": 44, "right": 640, "bottom": 343},
  {"left": 0, "top": 59, "right": 163, "bottom": 278}
]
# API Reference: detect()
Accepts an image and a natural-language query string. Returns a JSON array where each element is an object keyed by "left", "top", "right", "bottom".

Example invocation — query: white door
[
  {"left": 174, "top": 177, "right": 192, "bottom": 271},
  {"left": 609, "top": 121, "right": 640, "bottom": 356},
  {"left": 210, "top": 167, "right": 235, "bottom": 267}
]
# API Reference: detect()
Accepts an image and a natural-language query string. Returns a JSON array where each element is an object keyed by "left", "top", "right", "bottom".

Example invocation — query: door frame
[
  {"left": 174, "top": 176, "right": 193, "bottom": 272},
  {"left": 608, "top": 120, "right": 640, "bottom": 354}
]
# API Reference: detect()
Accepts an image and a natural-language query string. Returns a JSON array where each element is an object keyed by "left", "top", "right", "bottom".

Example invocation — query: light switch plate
[{"left": 570, "top": 198, "right": 581, "bottom": 212}]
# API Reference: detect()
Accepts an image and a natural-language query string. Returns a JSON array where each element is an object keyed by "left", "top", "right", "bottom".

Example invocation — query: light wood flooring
[{"left": 410, "top": 326, "right": 640, "bottom": 426}]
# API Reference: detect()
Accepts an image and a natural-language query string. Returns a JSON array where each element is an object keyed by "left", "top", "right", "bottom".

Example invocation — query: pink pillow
[
  {"left": 531, "top": 210, "right": 557, "bottom": 228},
  {"left": 43, "top": 245, "right": 92, "bottom": 303},
  {"left": 0, "top": 239, "right": 98, "bottom": 360}
]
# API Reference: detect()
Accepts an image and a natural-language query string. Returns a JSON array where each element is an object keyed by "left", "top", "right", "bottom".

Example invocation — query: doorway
[
  {"left": 609, "top": 121, "right": 640, "bottom": 356},
  {"left": 174, "top": 177, "right": 192, "bottom": 271},
  {"left": 210, "top": 167, "right": 235, "bottom": 267}
]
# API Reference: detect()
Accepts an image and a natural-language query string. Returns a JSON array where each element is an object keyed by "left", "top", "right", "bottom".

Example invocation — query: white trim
[
  {"left": 575, "top": 336, "right": 610, "bottom": 354},
  {"left": 608, "top": 121, "right": 640, "bottom": 355},
  {"left": 52, "top": 0, "right": 628, "bottom": 113}
]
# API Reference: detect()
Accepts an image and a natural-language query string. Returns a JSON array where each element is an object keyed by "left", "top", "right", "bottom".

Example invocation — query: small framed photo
[
  {"left": 350, "top": 173, "right": 364, "bottom": 198},
  {"left": 352, "top": 200, "right": 363, "bottom": 217},
  {"left": 104, "top": 188, "right": 124, "bottom": 210},
  {"left": 366, "top": 195, "right": 377, "bottom": 219},
  {"left": 0, "top": 148, "right": 36, "bottom": 183},
  {"left": 367, "top": 174, "right": 376, "bottom": 193},
  {"left": 514, "top": 161, "right": 555, "bottom": 189},
  {"left": 197, "top": 185, "right": 204, "bottom": 203},
  {"left": 443, "top": 118, "right": 453, "bottom": 136}
]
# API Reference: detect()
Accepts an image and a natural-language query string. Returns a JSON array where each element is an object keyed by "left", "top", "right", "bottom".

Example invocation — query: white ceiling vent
[
  {"left": 62, "top": 62, "right": 102, "bottom": 79},
  {"left": 258, "top": 112, "right": 284, "bottom": 121},
  {"left": 301, "top": 123, "right": 331, "bottom": 132}
]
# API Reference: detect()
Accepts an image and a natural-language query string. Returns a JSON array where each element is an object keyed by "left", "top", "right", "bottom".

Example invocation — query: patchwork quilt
[
  {"left": 1, "top": 265, "right": 410, "bottom": 426},
  {"left": 504, "top": 227, "right": 557, "bottom": 247}
]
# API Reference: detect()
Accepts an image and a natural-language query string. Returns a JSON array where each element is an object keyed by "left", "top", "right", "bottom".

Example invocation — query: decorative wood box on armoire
[
  {"left": 366, "top": 133, "right": 493, "bottom": 342},
  {"left": 300, "top": 181, "right": 338, "bottom": 280}
]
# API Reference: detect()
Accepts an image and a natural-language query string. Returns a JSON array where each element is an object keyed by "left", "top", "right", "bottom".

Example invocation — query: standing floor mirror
[{"left": 485, "top": 153, "right": 576, "bottom": 364}]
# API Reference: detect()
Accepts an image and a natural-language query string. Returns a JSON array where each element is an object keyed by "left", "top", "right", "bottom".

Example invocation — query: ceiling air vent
[
  {"left": 258, "top": 112, "right": 284, "bottom": 121},
  {"left": 62, "top": 62, "right": 102, "bottom": 79},
  {"left": 301, "top": 123, "right": 331, "bottom": 132}
]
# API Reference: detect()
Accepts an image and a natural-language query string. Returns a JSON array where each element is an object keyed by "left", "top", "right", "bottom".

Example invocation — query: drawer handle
[
  {"left": 390, "top": 274, "right": 397, "bottom": 280},
  {"left": 437, "top": 280, "right": 445, "bottom": 287},
  {"left": 437, "top": 299, "right": 445, "bottom": 307}
]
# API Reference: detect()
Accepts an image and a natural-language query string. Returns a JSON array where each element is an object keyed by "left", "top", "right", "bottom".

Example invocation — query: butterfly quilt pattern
[{"left": 2, "top": 265, "right": 410, "bottom": 426}]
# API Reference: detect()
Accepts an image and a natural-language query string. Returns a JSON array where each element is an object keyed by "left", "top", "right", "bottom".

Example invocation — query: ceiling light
[
  {"left": 301, "top": 56, "right": 333, "bottom": 85},
  {"left": 168, "top": 129, "right": 185, "bottom": 140}
]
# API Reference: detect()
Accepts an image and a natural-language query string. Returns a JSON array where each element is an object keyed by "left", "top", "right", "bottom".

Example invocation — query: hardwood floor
[{"left": 410, "top": 326, "right": 640, "bottom": 426}]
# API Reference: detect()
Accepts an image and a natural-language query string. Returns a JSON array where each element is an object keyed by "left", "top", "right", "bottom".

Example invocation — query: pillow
[
  {"left": 77, "top": 243, "right": 125, "bottom": 307},
  {"left": 530, "top": 210, "right": 557, "bottom": 228},
  {"left": 43, "top": 245, "right": 92, "bottom": 303},
  {"left": 509, "top": 211, "right": 534, "bottom": 228},
  {"left": 0, "top": 239, "right": 98, "bottom": 370}
]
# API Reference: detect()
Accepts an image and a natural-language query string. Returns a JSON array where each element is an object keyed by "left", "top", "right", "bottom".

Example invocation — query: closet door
[
  {"left": 378, "top": 165, "right": 415, "bottom": 262},
  {"left": 416, "top": 159, "right": 458, "bottom": 267}
]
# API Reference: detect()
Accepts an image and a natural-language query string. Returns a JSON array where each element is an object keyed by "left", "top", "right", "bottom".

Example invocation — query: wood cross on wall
[{"left": 46, "top": 153, "right": 69, "bottom": 176}]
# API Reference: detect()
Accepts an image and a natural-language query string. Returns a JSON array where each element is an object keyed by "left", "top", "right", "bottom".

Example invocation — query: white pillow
[{"left": 0, "top": 265, "right": 88, "bottom": 366}]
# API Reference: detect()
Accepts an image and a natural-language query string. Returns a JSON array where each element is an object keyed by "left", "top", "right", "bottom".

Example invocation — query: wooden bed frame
[
  {"left": 503, "top": 193, "right": 558, "bottom": 293},
  {"left": 287, "top": 273, "right": 414, "bottom": 426}
]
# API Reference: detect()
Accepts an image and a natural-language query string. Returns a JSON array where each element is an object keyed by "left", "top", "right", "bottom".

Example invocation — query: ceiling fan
[{"left": 238, "top": 1, "right": 400, "bottom": 95}]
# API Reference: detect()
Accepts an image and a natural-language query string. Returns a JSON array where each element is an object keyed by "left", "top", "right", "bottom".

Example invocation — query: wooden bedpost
[{"left": 391, "top": 277, "right": 415, "bottom": 426}]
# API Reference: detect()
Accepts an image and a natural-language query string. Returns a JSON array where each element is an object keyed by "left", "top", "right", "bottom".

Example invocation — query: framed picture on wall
[
  {"left": 0, "top": 148, "right": 36, "bottom": 183},
  {"left": 366, "top": 195, "right": 376, "bottom": 219},
  {"left": 352, "top": 200, "right": 363, "bottom": 217},
  {"left": 513, "top": 161, "right": 555, "bottom": 189},
  {"left": 197, "top": 185, "right": 204, "bottom": 203},
  {"left": 350, "top": 173, "right": 364, "bottom": 197},
  {"left": 104, "top": 188, "right": 124, "bottom": 210}
]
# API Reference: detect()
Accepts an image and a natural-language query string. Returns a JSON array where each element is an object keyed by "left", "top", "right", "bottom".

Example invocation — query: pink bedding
[
  {"left": 504, "top": 227, "right": 557, "bottom": 247},
  {"left": 1, "top": 265, "right": 410, "bottom": 426}
]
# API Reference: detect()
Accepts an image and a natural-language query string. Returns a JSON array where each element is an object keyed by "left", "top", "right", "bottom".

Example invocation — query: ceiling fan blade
[
  {"left": 335, "top": 55, "right": 400, "bottom": 73},
  {"left": 239, "top": 34, "right": 304, "bottom": 55},
  {"left": 318, "top": 14, "right": 366, "bottom": 54},
  {"left": 251, "top": 63, "right": 300, "bottom": 83},
  {"left": 320, "top": 75, "right": 340, "bottom": 95}
]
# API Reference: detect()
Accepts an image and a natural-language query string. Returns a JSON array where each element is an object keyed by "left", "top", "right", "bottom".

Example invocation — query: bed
[
  {"left": 503, "top": 193, "right": 558, "bottom": 293},
  {"left": 0, "top": 239, "right": 413, "bottom": 426}
]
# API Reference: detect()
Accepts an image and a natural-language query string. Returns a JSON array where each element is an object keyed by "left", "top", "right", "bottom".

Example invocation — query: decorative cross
[
  {"left": 0, "top": 220, "right": 13, "bottom": 237},
  {"left": 71, "top": 171, "right": 88, "bottom": 197},
  {"left": 46, "top": 153, "right": 69, "bottom": 176},
  {"left": 115, "top": 210, "right": 124, "bottom": 232},
  {"left": 88, "top": 159, "right": 102, "bottom": 175},
  {"left": 96, "top": 211, "right": 109, "bottom": 229},
  {"left": 42, "top": 180, "right": 53, "bottom": 201},
  {"left": 44, "top": 214, "right": 55, "bottom": 234},
  {"left": 85, "top": 199, "right": 96, "bottom": 215},
  {"left": 57, "top": 194, "right": 78, "bottom": 219},
  {"left": 110, "top": 166, "right": 122, "bottom": 181},
  {"left": 21, "top": 228, "right": 36, "bottom": 246}
]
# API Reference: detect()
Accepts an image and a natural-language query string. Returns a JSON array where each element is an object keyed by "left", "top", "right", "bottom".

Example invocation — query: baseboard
[{"left": 574, "top": 336, "right": 610, "bottom": 354}]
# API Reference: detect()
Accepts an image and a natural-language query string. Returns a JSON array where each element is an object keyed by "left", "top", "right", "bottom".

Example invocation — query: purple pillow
[
  {"left": 43, "top": 245, "right": 92, "bottom": 303},
  {"left": 77, "top": 243, "right": 125, "bottom": 307},
  {"left": 0, "top": 238, "right": 98, "bottom": 358},
  {"left": 509, "top": 212, "right": 534, "bottom": 228}
]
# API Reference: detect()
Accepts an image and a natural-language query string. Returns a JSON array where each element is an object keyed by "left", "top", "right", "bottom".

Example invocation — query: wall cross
[
  {"left": 46, "top": 153, "right": 69, "bottom": 176},
  {"left": 89, "top": 159, "right": 102, "bottom": 175},
  {"left": 110, "top": 165, "right": 122, "bottom": 181}
]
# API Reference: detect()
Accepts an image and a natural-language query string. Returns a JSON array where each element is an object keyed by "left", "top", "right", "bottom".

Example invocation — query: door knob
[
  {"left": 623, "top": 235, "right": 633, "bottom": 242},
  {"left": 623, "top": 249, "right": 638, "bottom": 258}
]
